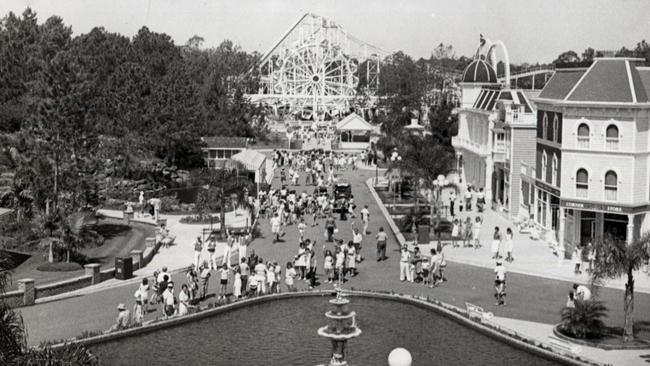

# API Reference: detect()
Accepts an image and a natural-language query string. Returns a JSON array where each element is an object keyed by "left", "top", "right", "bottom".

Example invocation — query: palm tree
[
  {"left": 201, "top": 162, "right": 253, "bottom": 237},
  {"left": 590, "top": 233, "right": 650, "bottom": 341},
  {"left": 0, "top": 177, "right": 34, "bottom": 223},
  {"left": 560, "top": 300, "right": 608, "bottom": 339},
  {"left": 392, "top": 133, "right": 455, "bottom": 230}
]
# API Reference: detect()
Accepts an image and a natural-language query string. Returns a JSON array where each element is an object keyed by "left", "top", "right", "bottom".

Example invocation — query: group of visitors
[{"left": 398, "top": 244, "right": 447, "bottom": 288}]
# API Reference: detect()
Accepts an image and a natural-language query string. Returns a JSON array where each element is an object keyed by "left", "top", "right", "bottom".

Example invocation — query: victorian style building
[
  {"left": 528, "top": 57, "right": 650, "bottom": 251},
  {"left": 453, "top": 38, "right": 538, "bottom": 219}
]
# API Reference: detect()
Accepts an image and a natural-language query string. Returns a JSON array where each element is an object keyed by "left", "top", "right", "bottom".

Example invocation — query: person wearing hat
[
  {"left": 494, "top": 260, "right": 507, "bottom": 306},
  {"left": 108, "top": 303, "right": 131, "bottom": 332},
  {"left": 399, "top": 244, "right": 412, "bottom": 282},
  {"left": 162, "top": 281, "right": 176, "bottom": 319},
  {"left": 193, "top": 236, "right": 203, "bottom": 271}
]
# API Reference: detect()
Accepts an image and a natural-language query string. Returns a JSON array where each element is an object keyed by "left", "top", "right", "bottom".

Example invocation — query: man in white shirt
[
  {"left": 494, "top": 261, "right": 507, "bottom": 306},
  {"left": 360, "top": 205, "right": 370, "bottom": 235},
  {"left": 399, "top": 245, "right": 412, "bottom": 282},
  {"left": 162, "top": 282, "right": 176, "bottom": 319}
]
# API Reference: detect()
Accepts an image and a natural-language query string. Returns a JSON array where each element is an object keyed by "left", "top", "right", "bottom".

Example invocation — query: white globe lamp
[{"left": 388, "top": 347, "right": 412, "bottom": 366}]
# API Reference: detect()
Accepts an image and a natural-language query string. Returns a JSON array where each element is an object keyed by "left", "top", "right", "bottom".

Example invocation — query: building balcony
[{"left": 452, "top": 136, "right": 489, "bottom": 156}]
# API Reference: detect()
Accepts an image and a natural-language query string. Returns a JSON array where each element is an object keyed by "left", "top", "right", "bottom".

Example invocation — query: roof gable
[
  {"left": 538, "top": 69, "right": 586, "bottom": 100},
  {"left": 636, "top": 67, "right": 650, "bottom": 102},
  {"left": 566, "top": 59, "right": 633, "bottom": 103},
  {"left": 336, "top": 113, "right": 374, "bottom": 131},
  {"left": 202, "top": 136, "right": 248, "bottom": 149}
]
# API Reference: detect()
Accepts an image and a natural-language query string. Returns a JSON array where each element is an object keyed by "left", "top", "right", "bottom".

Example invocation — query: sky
[{"left": 3, "top": 0, "right": 650, "bottom": 64}]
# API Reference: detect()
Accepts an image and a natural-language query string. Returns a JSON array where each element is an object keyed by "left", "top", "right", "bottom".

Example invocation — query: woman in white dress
[
  {"left": 233, "top": 266, "right": 242, "bottom": 299},
  {"left": 472, "top": 216, "right": 482, "bottom": 249},
  {"left": 178, "top": 284, "right": 190, "bottom": 316},
  {"left": 505, "top": 228, "right": 514, "bottom": 262}
]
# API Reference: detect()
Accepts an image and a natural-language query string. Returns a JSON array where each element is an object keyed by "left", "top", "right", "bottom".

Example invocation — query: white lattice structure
[{"left": 250, "top": 13, "right": 385, "bottom": 120}]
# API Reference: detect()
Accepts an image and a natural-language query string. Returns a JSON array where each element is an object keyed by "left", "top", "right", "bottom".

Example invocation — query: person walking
[
  {"left": 193, "top": 236, "right": 203, "bottom": 271},
  {"left": 199, "top": 262, "right": 211, "bottom": 300},
  {"left": 162, "top": 282, "right": 176, "bottom": 319},
  {"left": 285, "top": 262, "right": 297, "bottom": 291},
  {"left": 352, "top": 225, "right": 363, "bottom": 262},
  {"left": 399, "top": 244, "right": 412, "bottom": 282},
  {"left": 360, "top": 205, "right": 370, "bottom": 235},
  {"left": 463, "top": 217, "right": 473, "bottom": 247},
  {"left": 325, "top": 214, "right": 337, "bottom": 242},
  {"left": 207, "top": 235, "right": 217, "bottom": 270},
  {"left": 505, "top": 227, "right": 514, "bottom": 262},
  {"left": 376, "top": 227, "right": 387, "bottom": 261},
  {"left": 472, "top": 217, "right": 482, "bottom": 249},
  {"left": 178, "top": 284, "right": 191, "bottom": 316},
  {"left": 491, "top": 227, "right": 502, "bottom": 259},
  {"left": 270, "top": 213, "right": 282, "bottom": 243},
  {"left": 494, "top": 261, "right": 507, "bottom": 306}
]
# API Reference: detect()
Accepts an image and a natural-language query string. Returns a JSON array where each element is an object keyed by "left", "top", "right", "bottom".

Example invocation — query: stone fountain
[{"left": 317, "top": 282, "right": 362, "bottom": 366}]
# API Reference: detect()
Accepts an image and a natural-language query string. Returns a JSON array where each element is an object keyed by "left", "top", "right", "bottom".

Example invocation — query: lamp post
[
  {"left": 373, "top": 145, "right": 378, "bottom": 186},
  {"left": 391, "top": 152, "right": 402, "bottom": 209}
]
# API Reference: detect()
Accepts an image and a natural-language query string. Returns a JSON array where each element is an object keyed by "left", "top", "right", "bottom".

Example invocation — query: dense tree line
[{"left": 0, "top": 9, "right": 266, "bottom": 167}]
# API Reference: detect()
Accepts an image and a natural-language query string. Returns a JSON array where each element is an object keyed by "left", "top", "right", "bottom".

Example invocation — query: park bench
[
  {"left": 548, "top": 336, "right": 582, "bottom": 354},
  {"left": 465, "top": 302, "right": 494, "bottom": 322}
]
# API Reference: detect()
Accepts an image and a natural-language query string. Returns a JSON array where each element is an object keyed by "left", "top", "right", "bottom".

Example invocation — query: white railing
[
  {"left": 606, "top": 137, "right": 619, "bottom": 151},
  {"left": 577, "top": 137, "right": 589, "bottom": 149}
]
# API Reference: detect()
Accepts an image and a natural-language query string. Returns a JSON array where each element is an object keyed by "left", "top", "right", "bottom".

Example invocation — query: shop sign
[{"left": 560, "top": 199, "right": 636, "bottom": 214}]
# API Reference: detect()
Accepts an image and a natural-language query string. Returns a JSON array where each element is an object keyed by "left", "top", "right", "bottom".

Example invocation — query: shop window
[
  {"left": 577, "top": 123, "right": 590, "bottom": 148},
  {"left": 606, "top": 125, "right": 619, "bottom": 150},
  {"left": 605, "top": 170, "right": 618, "bottom": 201},
  {"left": 542, "top": 113, "right": 548, "bottom": 140},
  {"left": 541, "top": 152, "right": 548, "bottom": 182},
  {"left": 551, "top": 154, "right": 558, "bottom": 186},
  {"left": 553, "top": 115, "right": 559, "bottom": 142},
  {"left": 576, "top": 168, "right": 588, "bottom": 198}
]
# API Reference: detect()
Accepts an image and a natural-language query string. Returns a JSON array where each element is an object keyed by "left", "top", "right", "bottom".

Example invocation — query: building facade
[
  {"left": 528, "top": 58, "right": 650, "bottom": 252},
  {"left": 453, "top": 58, "right": 538, "bottom": 219}
]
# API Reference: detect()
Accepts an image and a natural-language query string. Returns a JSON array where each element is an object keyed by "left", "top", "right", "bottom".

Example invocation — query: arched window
[
  {"left": 576, "top": 168, "right": 589, "bottom": 198},
  {"left": 606, "top": 124, "right": 619, "bottom": 150},
  {"left": 605, "top": 170, "right": 618, "bottom": 201},
  {"left": 541, "top": 151, "right": 548, "bottom": 182},
  {"left": 577, "top": 123, "right": 590, "bottom": 148},
  {"left": 553, "top": 115, "right": 559, "bottom": 142},
  {"left": 542, "top": 113, "right": 548, "bottom": 140},
  {"left": 551, "top": 154, "right": 558, "bottom": 186}
]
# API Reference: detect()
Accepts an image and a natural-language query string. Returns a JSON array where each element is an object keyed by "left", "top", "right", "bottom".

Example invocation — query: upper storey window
[
  {"left": 542, "top": 113, "right": 548, "bottom": 140},
  {"left": 577, "top": 123, "right": 590, "bottom": 148},
  {"left": 606, "top": 124, "right": 619, "bottom": 151}
]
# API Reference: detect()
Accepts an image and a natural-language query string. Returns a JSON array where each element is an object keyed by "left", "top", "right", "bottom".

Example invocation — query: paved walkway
[{"left": 16, "top": 161, "right": 650, "bottom": 365}]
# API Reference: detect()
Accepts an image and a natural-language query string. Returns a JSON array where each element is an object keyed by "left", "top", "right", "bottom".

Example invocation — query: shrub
[
  {"left": 159, "top": 195, "right": 180, "bottom": 213},
  {"left": 560, "top": 300, "right": 608, "bottom": 339},
  {"left": 179, "top": 215, "right": 221, "bottom": 225},
  {"left": 36, "top": 262, "right": 83, "bottom": 272}
]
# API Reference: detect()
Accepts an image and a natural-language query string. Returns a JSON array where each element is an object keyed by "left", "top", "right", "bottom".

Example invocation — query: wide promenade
[{"left": 17, "top": 159, "right": 650, "bottom": 365}]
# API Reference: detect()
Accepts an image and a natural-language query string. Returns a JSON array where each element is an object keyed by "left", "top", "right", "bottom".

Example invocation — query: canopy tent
[
  {"left": 336, "top": 113, "right": 376, "bottom": 149},
  {"left": 231, "top": 149, "right": 267, "bottom": 185},
  {"left": 336, "top": 113, "right": 375, "bottom": 132}
]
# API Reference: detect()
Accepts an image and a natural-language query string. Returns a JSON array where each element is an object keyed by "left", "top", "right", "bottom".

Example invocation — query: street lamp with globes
[{"left": 391, "top": 151, "right": 402, "bottom": 209}]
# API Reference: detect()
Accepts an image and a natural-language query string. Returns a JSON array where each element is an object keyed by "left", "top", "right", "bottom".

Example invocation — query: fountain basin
[{"left": 83, "top": 291, "right": 573, "bottom": 366}]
